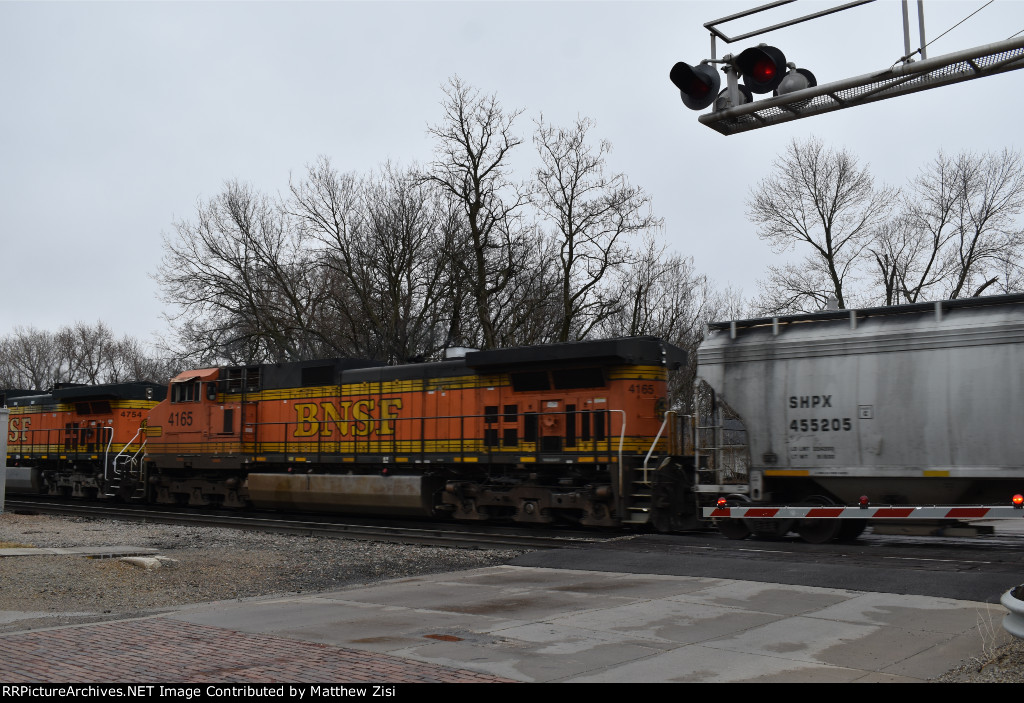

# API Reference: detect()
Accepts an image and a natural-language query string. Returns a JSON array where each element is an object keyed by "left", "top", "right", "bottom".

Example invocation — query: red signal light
[
  {"left": 717, "top": 497, "right": 728, "bottom": 509},
  {"left": 750, "top": 60, "right": 776, "bottom": 83},
  {"left": 1013, "top": 494, "right": 1023, "bottom": 508},
  {"left": 735, "top": 45, "right": 787, "bottom": 94},
  {"left": 858, "top": 495, "right": 870, "bottom": 508}
]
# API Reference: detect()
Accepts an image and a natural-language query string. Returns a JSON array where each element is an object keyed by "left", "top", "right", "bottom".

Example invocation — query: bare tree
[
  {"left": 755, "top": 257, "right": 850, "bottom": 314},
  {"left": 66, "top": 321, "right": 117, "bottom": 384},
  {"left": 289, "top": 157, "right": 457, "bottom": 362},
  {"left": 0, "top": 326, "right": 67, "bottom": 390},
  {"left": 157, "top": 181, "right": 332, "bottom": 364},
  {"left": 105, "top": 335, "right": 182, "bottom": 383},
  {"left": 533, "top": 116, "right": 661, "bottom": 341},
  {"left": 867, "top": 149, "right": 1024, "bottom": 303},
  {"left": 0, "top": 322, "right": 177, "bottom": 389},
  {"left": 426, "top": 76, "right": 531, "bottom": 348},
  {"left": 748, "top": 137, "right": 896, "bottom": 313},
  {"left": 487, "top": 226, "right": 561, "bottom": 348},
  {"left": 599, "top": 234, "right": 720, "bottom": 411}
]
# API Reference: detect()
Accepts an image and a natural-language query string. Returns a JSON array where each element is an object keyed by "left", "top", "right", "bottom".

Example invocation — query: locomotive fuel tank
[{"left": 697, "top": 295, "right": 1024, "bottom": 506}]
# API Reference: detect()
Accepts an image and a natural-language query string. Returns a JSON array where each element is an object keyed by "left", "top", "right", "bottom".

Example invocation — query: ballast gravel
[
  {"left": 0, "top": 513, "right": 526, "bottom": 634},
  {"left": 0, "top": 513, "right": 1021, "bottom": 682}
]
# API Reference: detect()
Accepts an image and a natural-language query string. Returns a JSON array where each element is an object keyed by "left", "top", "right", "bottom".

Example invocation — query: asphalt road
[{"left": 511, "top": 527, "right": 1024, "bottom": 603}]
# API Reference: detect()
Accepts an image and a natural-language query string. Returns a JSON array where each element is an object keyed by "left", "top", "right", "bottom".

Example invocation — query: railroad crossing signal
[
  {"left": 670, "top": 44, "right": 816, "bottom": 113},
  {"left": 672, "top": 1, "right": 1024, "bottom": 135}
]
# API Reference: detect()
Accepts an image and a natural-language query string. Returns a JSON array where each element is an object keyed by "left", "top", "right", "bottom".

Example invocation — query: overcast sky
[{"left": 3, "top": 0, "right": 1023, "bottom": 347}]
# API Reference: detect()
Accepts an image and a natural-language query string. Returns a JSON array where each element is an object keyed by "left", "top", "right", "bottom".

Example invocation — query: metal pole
[
  {"left": 917, "top": 0, "right": 927, "bottom": 60},
  {"left": 902, "top": 0, "right": 913, "bottom": 61},
  {"left": 0, "top": 408, "right": 8, "bottom": 514}
]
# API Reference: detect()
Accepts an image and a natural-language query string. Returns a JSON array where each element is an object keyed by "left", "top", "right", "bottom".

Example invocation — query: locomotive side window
[
  {"left": 225, "top": 368, "right": 244, "bottom": 392},
  {"left": 524, "top": 412, "right": 538, "bottom": 442},
  {"left": 245, "top": 366, "right": 261, "bottom": 391},
  {"left": 552, "top": 367, "right": 605, "bottom": 389},
  {"left": 171, "top": 381, "right": 200, "bottom": 403},
  {"left": 565, "top": 404, "right": 576, "bottom": 447},
  {"left": 484, "top": 427, "right": 499, "bottom": 447},
  {"left": 511, "top": 371, "right": 550, "bottom": 392}
]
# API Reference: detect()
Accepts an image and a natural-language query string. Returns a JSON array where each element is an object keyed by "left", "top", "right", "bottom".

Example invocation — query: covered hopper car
[{"left": 696, "top": 293, "right": 1024, "bottom": 541}]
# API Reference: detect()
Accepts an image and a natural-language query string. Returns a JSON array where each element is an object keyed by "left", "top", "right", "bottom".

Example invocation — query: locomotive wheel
[
  {"left": 650, "top": 461, "right": 699, "bottom": 533},
  {"left": 795, "top": 495, "right": 841, "bottom": 544}
]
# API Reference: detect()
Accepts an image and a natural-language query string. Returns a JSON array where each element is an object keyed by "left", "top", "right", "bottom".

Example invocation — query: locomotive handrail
[
  {"left": 641, "top": 411, "right": 674, "bottom": 485},
  {"left": 106, "top": 425, "right": 144, "bottom": 496},
  {"left": 101, "top": 425, "right": 115, "bottom": 483},
  {"left": 610, "top": 409, "right": 626, "bottom": 504},
  {"left": 640, "top": 412, "right": 693, "bottom": 486}
]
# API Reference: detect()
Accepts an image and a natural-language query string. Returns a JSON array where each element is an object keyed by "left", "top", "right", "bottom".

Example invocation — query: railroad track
[{"left": 2, "top": 499, "right": 617, "bottom": 550}]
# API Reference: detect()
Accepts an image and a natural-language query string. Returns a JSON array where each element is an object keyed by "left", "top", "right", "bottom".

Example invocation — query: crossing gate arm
[{"left": 704, "top": 505, "right": 1024, "bottom": 519}]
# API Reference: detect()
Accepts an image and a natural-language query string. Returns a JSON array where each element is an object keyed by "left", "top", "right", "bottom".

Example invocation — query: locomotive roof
[
  {"left": 1, "top": 388, "right": 45, "bottom": 406},
  {"left": 7, "top": 392, "right": 54, "bottom": 407},
  {"left": 210, "top": 338, "right": 686, "bottom": 391},
  {"left": 464, "top": 336, "right": 687, "bottom": 371},
  {"left": 51, "top": 382, "right": 167, "bottom": 402},
  {"left": 257, "top": 358, "right": 387, "bottom": 390}
]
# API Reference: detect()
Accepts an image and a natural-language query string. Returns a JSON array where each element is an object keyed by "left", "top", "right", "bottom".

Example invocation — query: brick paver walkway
[{"left": 0, "top": 617, "right": 514, "bottom": 683}]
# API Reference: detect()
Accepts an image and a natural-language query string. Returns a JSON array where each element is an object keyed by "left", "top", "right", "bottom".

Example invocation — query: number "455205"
[{"left": 790, "top": 417, "right": 852, "bottom": 432}]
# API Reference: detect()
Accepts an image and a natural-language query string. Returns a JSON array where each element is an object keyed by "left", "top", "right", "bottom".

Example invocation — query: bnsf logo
[
  {"left": 293, "top": 399, "right": 403, "bottom": 437},
  {"left": 7, "top": 417, "right": 30, "bottom": 442}
]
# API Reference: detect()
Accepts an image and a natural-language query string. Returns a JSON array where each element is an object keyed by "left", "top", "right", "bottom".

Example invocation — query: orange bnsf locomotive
[
  {"left": 144, "top": 337, "right": 686, "bottom": 526},
  {"left": 5, "top": 382, "right": 166, "bottom": 499},
  {"left": 8, "top": 337, "right": 689, "bottom": 528}
]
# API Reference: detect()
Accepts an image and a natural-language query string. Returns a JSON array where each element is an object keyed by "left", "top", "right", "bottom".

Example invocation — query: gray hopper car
[{"left": 697, "top": 294, "right": 1024, "bottom": 541}]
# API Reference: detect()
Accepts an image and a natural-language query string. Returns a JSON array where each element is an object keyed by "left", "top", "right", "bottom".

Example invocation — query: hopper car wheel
[
  {"left": 795, "top": 495, "right": 841, "bottom": 544},
  {"left": 715, "top": 495, "right": 752, "bottom": 541},
  {"left": 750, "top": 521, "right": 795, "bottom": 539},
  {"left": 836, "top": 519, "right": 868, "bottom": 542},
  {"left": 718, "top": 518, "right": 752, "bottom": 540}
]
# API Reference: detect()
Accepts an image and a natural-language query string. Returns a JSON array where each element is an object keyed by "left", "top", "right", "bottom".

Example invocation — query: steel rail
[{"left": 3, "top": 500, "right": 607, "bottom": 551}]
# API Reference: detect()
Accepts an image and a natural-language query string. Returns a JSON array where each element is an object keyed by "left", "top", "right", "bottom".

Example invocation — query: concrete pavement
[{"left": 150, "top": 565, "right": 1009, "bottom": 682}]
